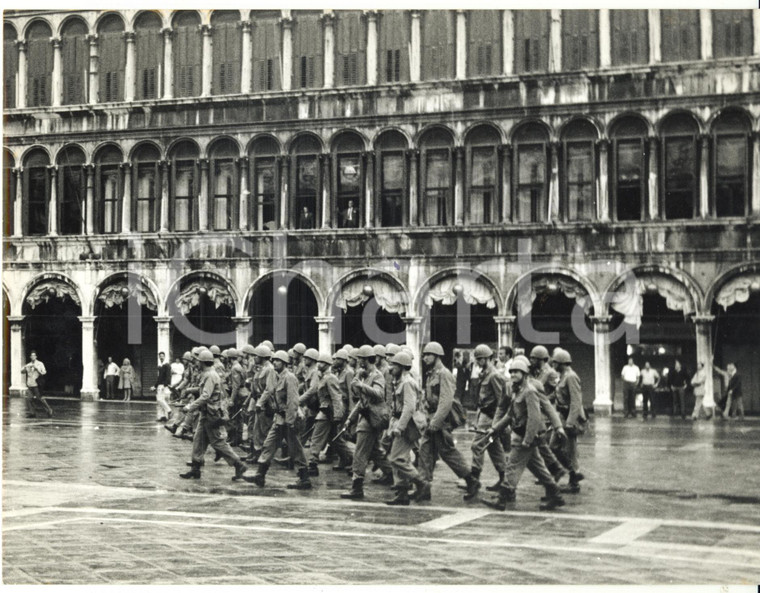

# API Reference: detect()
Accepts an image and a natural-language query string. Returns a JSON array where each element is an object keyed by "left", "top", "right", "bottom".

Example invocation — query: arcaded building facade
[{"left": 3, "top": 9, "right": 760, "bottom": 414}]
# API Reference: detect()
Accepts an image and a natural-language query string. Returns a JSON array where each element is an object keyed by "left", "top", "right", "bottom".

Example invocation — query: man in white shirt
[
  {"left": 170, "top": 357, "right": 185, "bottom": 393},
  {"left": 104, "top": 356, "right": 120, "bottom": 400},
  {"left": 21, "top": 350, "right": 52, "bottom": 418},
  {"left": 620, "top": 358, "right": 640, "bottom": 419}
]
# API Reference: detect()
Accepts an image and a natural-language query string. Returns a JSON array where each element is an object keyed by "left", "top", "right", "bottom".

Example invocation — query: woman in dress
[{"left": 119, "top": 358, "right": 135, "bottom": 402}]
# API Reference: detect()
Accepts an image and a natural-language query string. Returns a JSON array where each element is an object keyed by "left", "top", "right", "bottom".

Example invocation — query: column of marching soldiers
[{"left": 164, "top": 340, "right": 587, "bottom": 511}]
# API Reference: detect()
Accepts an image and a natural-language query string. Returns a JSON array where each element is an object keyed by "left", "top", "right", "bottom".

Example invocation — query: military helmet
[
  {"left": 318, "top": 352, "right": 334, "bottom": 365},
  {"left": 287, "top": 348, "right": 296, "bottom": 359},
  {"left": 241, "top": 343, "right": 256, "bottom": 356},
  {"left": 293, "top": 343, "right": 307, "bottom": 355},
  {"left": 333, "top": 349, "right": 349, "bottom": 362},
  {"left": 509, "top": 358, "right": 530, "bottom": 374},
  {"left": 227, "top": 348, "right": 239, "bottom": 359},
  {"left": 373, "top": 344, "right": 386, "bottom": 357},
  {"left": 529, "top": 345, "right": 550, "bottom": 360},
  {"left": 357, "top": 344, "right": 375, "bottom": 359},
  {"left": 422, "top": 342, "right": 445, "bottom": 357},
  {"left": 552, "top": 349, "right": 572, "bottom": 365},
  {"left": 386, "top": 343, "right": 401, "bottom": 356},
  {"left": 259, "top": 340, "right": 275, "bottom": 352},
  {"left": 272, "top": 350, "right": 290, "bottom": 364},
  {"left": 209, "top": 345, "right": 221, "bottom": 356},
  {"left": 221, "top": 349, "right": 230, "bottom": 358},
  {"left": 182, "top": 351, "right": 193, "bottom": 361},
  {"left": 198, "top": 350, "right": 215, "bottom": 363},
  {"left": 191, "top": 346, "right": 202, "bottom": 356},
  {"left": 253, "top": 345, "right": 272, "bottom": 358},
  {"left": 473, "top": 344, "right": 494, "bottom": 360},
  {"left": 400, "top": 345, "right": 414, "bottom": 359},
  {"left": 513, "top": 354, "right": 531, "bottom": 367},
  {"left": 390, "top": 351, "right": 413, "bottom": 369},
  {"left": 304, "top": 348, "right": 320, "bottom": 361}
]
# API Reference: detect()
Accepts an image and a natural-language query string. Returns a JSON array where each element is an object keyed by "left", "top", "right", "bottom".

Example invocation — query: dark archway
[
  {"left": 333, "top": 299, "right": 405, "bottom": 349},
  {"left": 249, "top": 276, "right": 318, "bottom": 348}
]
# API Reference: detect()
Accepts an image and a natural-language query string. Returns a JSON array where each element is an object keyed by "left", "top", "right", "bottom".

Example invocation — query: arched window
[
  {"left": 562, "top": 10, "right": 598, "bottom": 71},
  {"left": 131, "top": 144, "right": 160, "bottom": 232},
  {"left": 173, "top": 11, "right": 201, "bottom": 98},
  {"left": 713, "top": 111, "right": 751, "bottom": 218},
  {"left": 95, "top": 145, "right": 123, "bottom": 233},
  {"left": 512, "top": 123, "right": 548, "bottom": 223},
  {"left": 4, "top": 150, "right": 16, "bottom": 235},
  {"left": 211, "top": 11, "right": 241, "bottom": 95},
  {"left": 332, "top": 132, "right": 364, "bottom": 228},
  {"left": 56, "top": 146, "right": 86, "bottom": 235},
  {"left": 290, "top": 135, "right": 321, "bottom": 229},
  {"left": 422, "top": 11, "right": 454, "bottom": 81},
  {"left": 23, "top": 149, "right": 49, "bottom": 235},
  {"left": 610, "top": 116, "right": 648, "bottom": 222},
  {"left": 98, "top": 14, "right": 125, "bottom": 103},
  {"left": 420, "top": 128, "right": 454, "bottom": 226},
  {"left": 661, "top": 10, "right": 700, "bottom": 62},
  {"left": 562, "top": 119, "right": 598, "bottom": 222},
  {"left": 378, "top": 11, "right": 409, "bottom": 83},
  {"left": 61, "top": 18, "right": 88, "bottom": 105},
  {"left": 292, "top": 11, "right": 323, "bottom": 89},
  {"left": 713, "top": 10, "right": 753, "bottom": 59},
  {"left": 610, "top": 10, "right": 648, "bottom": 66},
  {"left": 4, "top": 24, "right": 18, "bottom": 108},
  {"left": 26, "top": 21, "right": 53, "bottom": 107},
  {"left": 169, "top": 141, "right": 198, "bottom": 231},
  {"left": 468, "top": 11, "right": 501, "bottom": 78},
  {"left": 209, "top": 139, "right": 239, "bottom": 231},
  {"left": 375, "top": 131, "right": 408, "bottom": 227},
  {"left": 335, "top": 11, "right": 366, "bottom": 87},
  {"left": 465, "top": 125, "right": 500, "bottom": 224},
  {"left": 251, "top": 11, "right": 281, "bottom": 92},
  {"left": 134, "top": 11, "right": 162, "bottom": 100},
  {"left": 249, "top": 137, "right": 279, "bottom": 231},
  {"left": 661, "top": 113, "right": 698, "bottom": 220},
  {"left": 514, "top": 10, "right": 550, "bottom": 74}
]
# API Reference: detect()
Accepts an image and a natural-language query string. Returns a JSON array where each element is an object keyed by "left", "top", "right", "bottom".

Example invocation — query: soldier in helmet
[
  {"left": 244, "top": 344, "right": 277, "bottom": 463},
  {"left": 167, "top": 348, "right": 204, "bottom": 440},
  {"left": 299, "top": 348, "right": 321, "bottom": 440},
  {"left": 306, "top": 352, "right": 344, "bottom": 476},
  {"left": 225, "top": 349, "right": 246, "bottom": 448},
  {"left": 330, "top": 349, "right": 354, "bottom": 470},
  {"left": 552, "top": 348, "right": 587, "bottom": 494},
  {"left": 291, "top": 343, "right": 307, "bottom": 385},
  {"left": 417, "top": 342, "right": 481, "bottom": 502}
]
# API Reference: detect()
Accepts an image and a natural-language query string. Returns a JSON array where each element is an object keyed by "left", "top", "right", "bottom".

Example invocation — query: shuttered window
[
  {"left": 378, "top": 11, "right": 409, "bottom": 83},
  {"left": 98, "top": 16, "right": 125, "bottom": 102},
  {"left": 27, "top": 22, "right": 53, "bottom": 107},
  {"left": 252, "top": 12, "right": 281, "bottom": 92},
  {"left": 4, "top": 25, "right": 18, "bottom": 108},
  {"left": 135, "top": 12, "right": 162, "bottom": 100},
  {"left": 610, "top": 10, "right": 648, "bottom": 66},
  {"left": 562, "top": 10, "right": 598, "bottom": 71},
  {"left": 173, "top": 13, "right": 202, "bottom": 97},
  {"left": 335, "top": 11, "right": 366, "bottom": 87},
  {"left": 212, "top": 13, "right": 241, "bottom": 95},
  {"left": 661, "top": 10, "right": 700, "bottom": 62},
  {"left": 514, "top": 10, "right": 550, "bottom": 74},
  {"left": 422, "top": 11, "right": 455, "bottom": 81},
  {"left": 468, "top": 11, "right": 501, "bottom": 77},
  {"left": 292, "top": 11, "right": 323, "bottom": 89},
  {"left": 24, "top": 150, "right": 50, "bottom": 235},
  {"left": 61, "top": 20, "right": 88, "bottom": 105},
  {"left": 713, "top": 10, "right": 752, "bottom": 59}
]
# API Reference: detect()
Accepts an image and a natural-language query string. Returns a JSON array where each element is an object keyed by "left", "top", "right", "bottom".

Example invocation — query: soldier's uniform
[
  {"left": 250, "top": 359, "right": 277, "bottom": 454},
  {"left": 173, "top": 363, "right": 202, "bottom": 439},
  {"left": 471, "top": 362, "right": 508, "bottom": 479},
  {"left": 307, "top": 367, "right": 344, "bottom": 470},
  {"left": 387, "top": 371, "right": 425, "bottom": 491},
  {"left": 347, "top": 366, "right": 392, "bottom": 481},
  {"left": 300, "top": 362, "right": 320, "bottom": 440},
  {"left": 332, "top": 361, "right": 355, "bottom": 468},
  {"left": 554, "top": 363, "right": 586, "bottom": 488},
  {"left": 226, "top": 355, "right": 246, "bottom": 447},
  {"left": 532, "top": 363, "right": 569, "bottom": 480}
]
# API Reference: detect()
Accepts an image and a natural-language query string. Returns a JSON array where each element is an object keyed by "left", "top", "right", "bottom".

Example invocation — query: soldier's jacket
[
  {"left": 556, "top": 367, "right": 586, "bottom": 431},
  {"left": 504, "top": 381, "right": 545, "bottom": 446},
  {"left": 535, "top": 364, "right": 560, "bottom": 400},
  {"left": 185, "top": 367, "right": 224, "bottom": 419},
  {"left": 315, "top": 369, "right": 344, "bottom": 421},
  {"left": 390, "top": 372, "right": 424, "bottom": 436},
  {"left": 335, "top": 365, "right": 354, "bottom": 419},
  {"left": 383, "top": 365, "right": 395, "bottom": 406},
  {"left": 347, "top": 366, "right": 387, "bottom": 432},
  {"left": 294, "top": 359, "right": 307, "bottom": 391},
  {"left": 253, "top": 361, "right": 277, "bottom": 412},
  {"left": 424, "top": 361, "right": 457, "bottom": 432},
  {"left": 299, "top": 364, "right": 321, "bottom": 411},
  {"left": 272, "top": 368, "right": 300, "bottom": 426},
  {"left": 228, "top": 361, "right": 245, "bottom": 400},
  {"left": 493, "top": 376, "right": 561, "bottom": 433},
  {"left": 175, "top": 364, "right": 194, "bottom": 395},
  {"left": 213, "top": 359, "right": 227, "bottom": 382},
  {"left": 477, "top": 364, "right": 507, "bottom": 417},
  {"left": 180, "top": 364, "right": 201, "bottom": 401}
]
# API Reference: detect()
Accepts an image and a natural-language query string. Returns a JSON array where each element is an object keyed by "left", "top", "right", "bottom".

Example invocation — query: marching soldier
[
  {"left": 226, "top": 349, "right": 246, "bottom": 448},
  {"left": 168, "top": 348, "right": 203, "bottom": 440},
  {"left": 374, "top": 345, "right": 389, "bottom": 376},
  {"left": 244, "top": 345, "right": 277, "bottom": 463},
  {"left": 306, "top": 353, "right": 344, "bottom": 476},
  {"left": 299, "top": 348, "right": 321, "bottom": 441},
  {"left": 291, "top": 343, "right": 307, "bottom": 384},
  {"left": 331, "top": 349, "right": 354, "bottom": 471},
  {"left": 552, "top": 348, "right": 587, "bottom": 494}
]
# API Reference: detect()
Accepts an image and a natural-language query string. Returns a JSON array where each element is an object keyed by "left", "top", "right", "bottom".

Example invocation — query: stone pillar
[
  {"left": 155, "top": 316, "right": 173, "bottom": 362},
  {"left": 699, "top": 135, "right": 710, "bottom": 218},
  {"left": 648, "top": 9, "right": 661, "bottom": 64},
  {"left": 494, "top": 315, "right": 516, "bottom": 350},
  {"left": 753, "top": 132, "right": 760, "bottom": 217},
  {"left": 159, "top": 160, "right": 169, "bottom": 233},
  {"left": 240, "top": 21, "right": 252, "bottom": 93},
  {"left": 280, "top": 155, "right": 290, "bottom": 228},
  {"left": 239, "top": 157, "right": 249, "bottom": 230},
  {"left": 599, "top": 9, "right": 611, "bottom": 68},
  {"left": 365, "top": 152, "right": 374, "bottom": 228},
  {"left": 366, "top": 11, "right": 378, "bottom": 85},
  {"left": 321, "top": 154, "right": 330, "bottom": 229},
  {"left": 13, "top": 168, "right": 23, "bottom": 237},
  {"left": 597, "top": 139, "right": 610, "bottom": 222},
  {"left": 402, "top": 316, "right": 423, "bottom": 376},
  {"left": 201, "top": 24, "right": 213, "bottom": 97},
  {"left": 503, "top": 10, "right": 514, "bottom": 76},
  {"left": 591, "top": 316, "right": 613, "bottom": 416},
  {"left": 647, "top": 136, "right": 659, "bottom": 220},
  {"left": 87, "top": 34, "right": 99, "bottom": 103},
  {"left": 700, "top": 9, "right": 712, "bottom": 61},
  {"left": 693, "top": 315, "right": 715, "bottom": 410},
  {"left": 323, "top": 12, "right": 335, "bottom": 89},
  {"left": 754, "top": 11, "right": 760, "bottom": 56},
  {"left": 232, "top": 316, "right": 251, "bottom": 349},
  {"left": 48, "top": 166, "right": 58, "bottom": 236},
  {"left": 549, "top": 10, "right": 562, "bottom": 72},
  {"left": 121, "top": 162, "right": 132, "bottom": 233},
  {"left": 8, "top": 316, "right": 26, "bottom": 397},
  {"left": 408, "top": 149, "right": 419, "bottom": 225},
  {"left": 410, "top": 10, "right": 421, "bottom": 82},
  {"left": 455, "top": 10, "right": 467, "bottom": 80},
  {"left": 124, "top": 32, "right": 136, "bottom": 102},
  {"left": 281, "top": 16, "right": 293, "bottom": 91},
  {"left": 16, "top": 41, "right": 27, "bottom": 109},
  {"left": 51, "top": 37, "right": 62, "bottom": 107},
  {"left": 162, "top": 28, "right": 173, "bottom": 99},
  {"left": 198, "top": 158, "right": 209, "bottom": 231},
  {"left": 548, "top": 142, "right": 560, "bottom": 222},
  {"left": 501, "top": 144, "right": 511, "bottom": 221},
  {"left": 85, "top": 165, "right": 95, "bottom": 234},
  {"left": 454, "top": 147, "right": 464, "bottom": 225},
  {"left": 315, "top": 317, "right": 335, "bottom": 353},
  {"left": 79, "top": 316, "right": 99, "bottom": 401}
]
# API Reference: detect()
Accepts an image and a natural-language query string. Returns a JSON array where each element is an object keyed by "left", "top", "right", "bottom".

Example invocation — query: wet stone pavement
[{"left": 3, "top": 397, "right": 760, "bottom": 585}]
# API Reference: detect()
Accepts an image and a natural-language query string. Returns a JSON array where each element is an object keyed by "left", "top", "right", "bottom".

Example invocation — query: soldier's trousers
[
  {"left": 500, "top": 432, "right": 557, "bottom": 494},
  {"left": 178, "top": 409, "right": 199, "bottom": 433},
  {"left": 227, "top": 398, "right": 244, "bottom": 446},
  {"left": 352, "top": 428, "right": 392, "bottom": 480},
  {"left": 331, "top": 421, "right": 354, "bottom": 466},
  {"left": 418, "top": 427, "right": 470, "bottom": 482},
  {"left": 471, "top": 411, "right": 507, "bottom": 475},
  {"left": 387, "top": 430, "right": 422, "bottom": 485},
  {"left": 259, "top": 422, "right": 307, "bottom": 469},
  {"left": 252, "top": 409, "right": 274, "bottom": 451},
  {"left": 552, "top": 426, "right": 580, "bottom": 472},
  {"left": 308, "top": 419, "right": 333, "bottom": 465},
  {"left": 539, "top": 432, "right": 568, "bottom": 476},
  {"left": 191, "top": 420, "right": 242, "bottom": 466}
]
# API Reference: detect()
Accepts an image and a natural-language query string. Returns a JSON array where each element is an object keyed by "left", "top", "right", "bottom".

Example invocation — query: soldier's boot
[
  {"left": 185, "top": 460, "right": 205, "bottom": 467},
  {"left": 340, "top": 478, "right": 364, "bottom": 500},
  {"left": 463, "top": 473, "right": 481, "bottom": 501},
  {"left": 307, "top": 462, "right": 320, "bottom": 477},
  {"left": 481, "top": 486, "right": 516, "bottom": 511},
  {"left": 486, "top": 472, "right": 506, "bottom": 492},
  {"left": 459, "top": 467, "right": 481, "bottom": 490},
  {"left": 372, "top": 471, "right": 394, "bottom": 486},
  {"left": 385, "top": 484, "right": 411, "bottom": 506},
  {"left": 243, "top": 462, "right": 268, "bottom": 487},
  {"left": 243, "top": 448, "right": 260, "bottom": 463},
  {"left": 214, "top": 450, "right": 223, "bottom": 463},
  {"left": 231, "top": 461, "right": 249, "bottom": 481},
  {"left": 561, "top": 471, "right": 582, "bottom": 494},
  {"left": 411, "top": 478, "right": 431, "bottom": 502},
  {"left": 179, "top": 461, "right": 201, "bottom": 479},
  {"left": 287, "top": 467, "right": 313, "bottom": 490},
  {"left": 539, "top": 482, "right": 566, "bottom": 510}
]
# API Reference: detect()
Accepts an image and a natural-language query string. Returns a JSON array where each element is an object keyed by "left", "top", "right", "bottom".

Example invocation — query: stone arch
[
  {"left": 606, "top": 112, "right": 654, "bottom": 139},
  {"left": 285, "top": 131, "right": 325, "bottom": 154},
  {"left": 557, "top": 115, "right": 604, "bottom": 140},
  {"left": 656, "top": 109, "right": 704, "bottom": 136},
  {"left": 55, "top": 143, "right": 89, "bottom": 166},
  {"left": 505, "top": 265, "right": 600, "bottom": 318},
  {"left": 328, "top": 129, "right": 371, "bottom": 153},
  {"left": 92, "top": 142, "right": 124, "bottom": 163},
  {"left": 704, "top": 262, "right": 760, "bottom": 313},
  {"left": 415, "top": 124, "right": 456, "bottom": 147},
  {"left": 464, "top": 121, "right": 505, "bottom": 145},
  {"left": 414, "top": 266, "right": 503, "bottom": 318},
  {"left": 132, "top": 10, "right": 165, "bottom": 31},
  {"left": 165, "top": 137, "right": 200, "bottom": 159},
  {"left": 129, "top": 140, "right": 164, "bottom": 161},
  {"left": 58, "top": 14, "right": 90, "bottom": 37},
  {"left": 243, "top": 269, "right": 324, "bottom": 316},
  {"left": 21, "top": 145, "right": 52, "bottom": 164},
  {"left": 163, "top": 271, "right": 239, "bottom": 317},
  {"left": 708, "top": 106, "right": 753, "bottom": 133},
  {"left": 328, "top": 268, "right": 410, "bottom": 317},
  {"left": 91, "top": 272, "right": 161, "bottom": 317},
  {"left": 246, "top": 133, "right": 283, "bottom": 155},
  {"left": 22, "top": 18, "right": 53, "bottom": 41},
  {"left": 206, "top": 135, "right": 242, "bottom": 159},
  {"left": 22, "top": 272, "right": 85, "bottom": 314},
  {"left": 95, "top": 11, "right": 126, "bottom": 33},
  {"left": 508, "top": 118, "right": 553, "bottom": 143},
  {"left": 372, "top": 126, "right": 412, "bottom": 149}
]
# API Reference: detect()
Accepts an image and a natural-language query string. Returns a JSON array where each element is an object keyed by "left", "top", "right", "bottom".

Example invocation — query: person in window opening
[
  {"left": 714, "top": 362, "right": 744, "bottom": 421},
  {"left": 640, "top": 361, "right": 660, "bottom": 420},
  {"left": 299, "top": 206, "right": 314, "bottom": 229},
  {"left": 104, "top": 356, "right": 120, "bottom": 400},
  {"left": 21, "top": 350, "right": 52, "bottom": 418},
  {"left": 119, "top": 358, "right": 136, "bottom": 402},
  {"left": 341, "top": 200, "right": 359, "bottom": 228},
  {"left": 668, "top": 360, "right": 689, "bottom": 420}
]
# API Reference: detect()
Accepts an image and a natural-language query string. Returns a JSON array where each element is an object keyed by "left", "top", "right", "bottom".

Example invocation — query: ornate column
[
  {"left": 408, "top": 149, "right": 419, "bottom": 225},
  {"left": 87, "top": 34, "right": 99, "bottom": 103},
  {"left": 51, "top": 36, "right": 62, "bottom": 107},
  {"left": 591, "top": 316, "right": 613, "bottom": 416},
  {"left": 752, "top": 132, "right": 760, "bottom": 217},
  {"left": 240, "top": 21, "right": 252, "bottom": 93},
  {"left": 281, "top": 15, "right": 293, "bottom": 91},
  {"left": 124, "top": 31, "right": 136, "bottom": 102},
  {"left": 699, "top": 135, "right": 710, "bottom": 218},
  {"left": 700, "top": 9, "right": 712, "bottom": 60},
  {"left": 599, "top": 9, "right": 611, "bottom": 68},
  {"left": 502, "top": 10, "right": 514, "bottom": 76},
  {"left": 647, "top": 136, "right": 659, "bottom": 220},
  {"left": 323, "top": 12, "right": 335, "bottom": 89},
  {"left": 8, "top": 316, "right": 26, "bottom": 397},
  {"left": 239, "top": 157, "right": 249, "bottom": 230},
  {"left": 548, "top": 142, "right": 560, "bottom": 222},
  {"left": 549, "top": 10, "right": 562, "bottom": 72},
  {"left": 410, "top": 10, "right": 421, "bottom": 82},
  {"left": 78, "top": 316, "right": 99, "bottom": 401},
  {"left": 162, "top": 27, "right": 173, "bottom": 99},
  {"left": 198, "top": 158, "right": 209, "bottom": 231},
  {"left": 455, "top": 10, "right": 467, "bottom": 80},
  {"left": 402, "top": 316, "right": 423, "bottom": 376},
  {"left": 365, "top": 151, "right": 374, "bottom": 228},
  {"left": 648, "top": 9, "right": 661, "bottom": 64},
  {"left": 13, "top": 168, "right": 23, "bottom": 237},
  {"left": 201, "top": 24, "right": 212, "bottom": 97},
  {"left": 120, "top": 162, "right": 132, "bottom": 233},
  {"left": 500, "top": 144, "right": 511, "bottom": 222},
  {"left": 597, "top": 139, "right": 610, "bottom": 222},
  {"left": 85, "top": 165, "right": 95, "bottom": 234},
  {"left": 494, "top": 315, "right": 516, "bottom": 350},
  {"left": 232, "top": 316, "right": 251, "bottom": 349},
  {"left": 48, "top": 166, "right": 58, "bottom": 236},
  {"left": 366, "top": 11, "right": 378, "bottom": 85},
  {"left": 454, "top": 147, "right": 464, "bottom": 225},
  {"left": 315, "top": 316, "right": 335, "bottom": 353},
  {"left": 16, "top": 41, "right": 27, "bottom": 109},
  {"left": 159, "top": 160, "right": 169, "bottom": 233},
  {"left": 693, "top": 315, "right": 715, "bottom": 410},
  {"left": 154, "top": 316, "right": 172, "bottom": 362}
]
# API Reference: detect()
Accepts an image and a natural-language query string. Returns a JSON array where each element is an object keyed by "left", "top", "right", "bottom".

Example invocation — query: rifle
[
  {"left": 331, "top": 425, "right": 348, "bottom": 442},
  {"left": 467, "top": 427, "right": 494, "bottom": 445}
]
